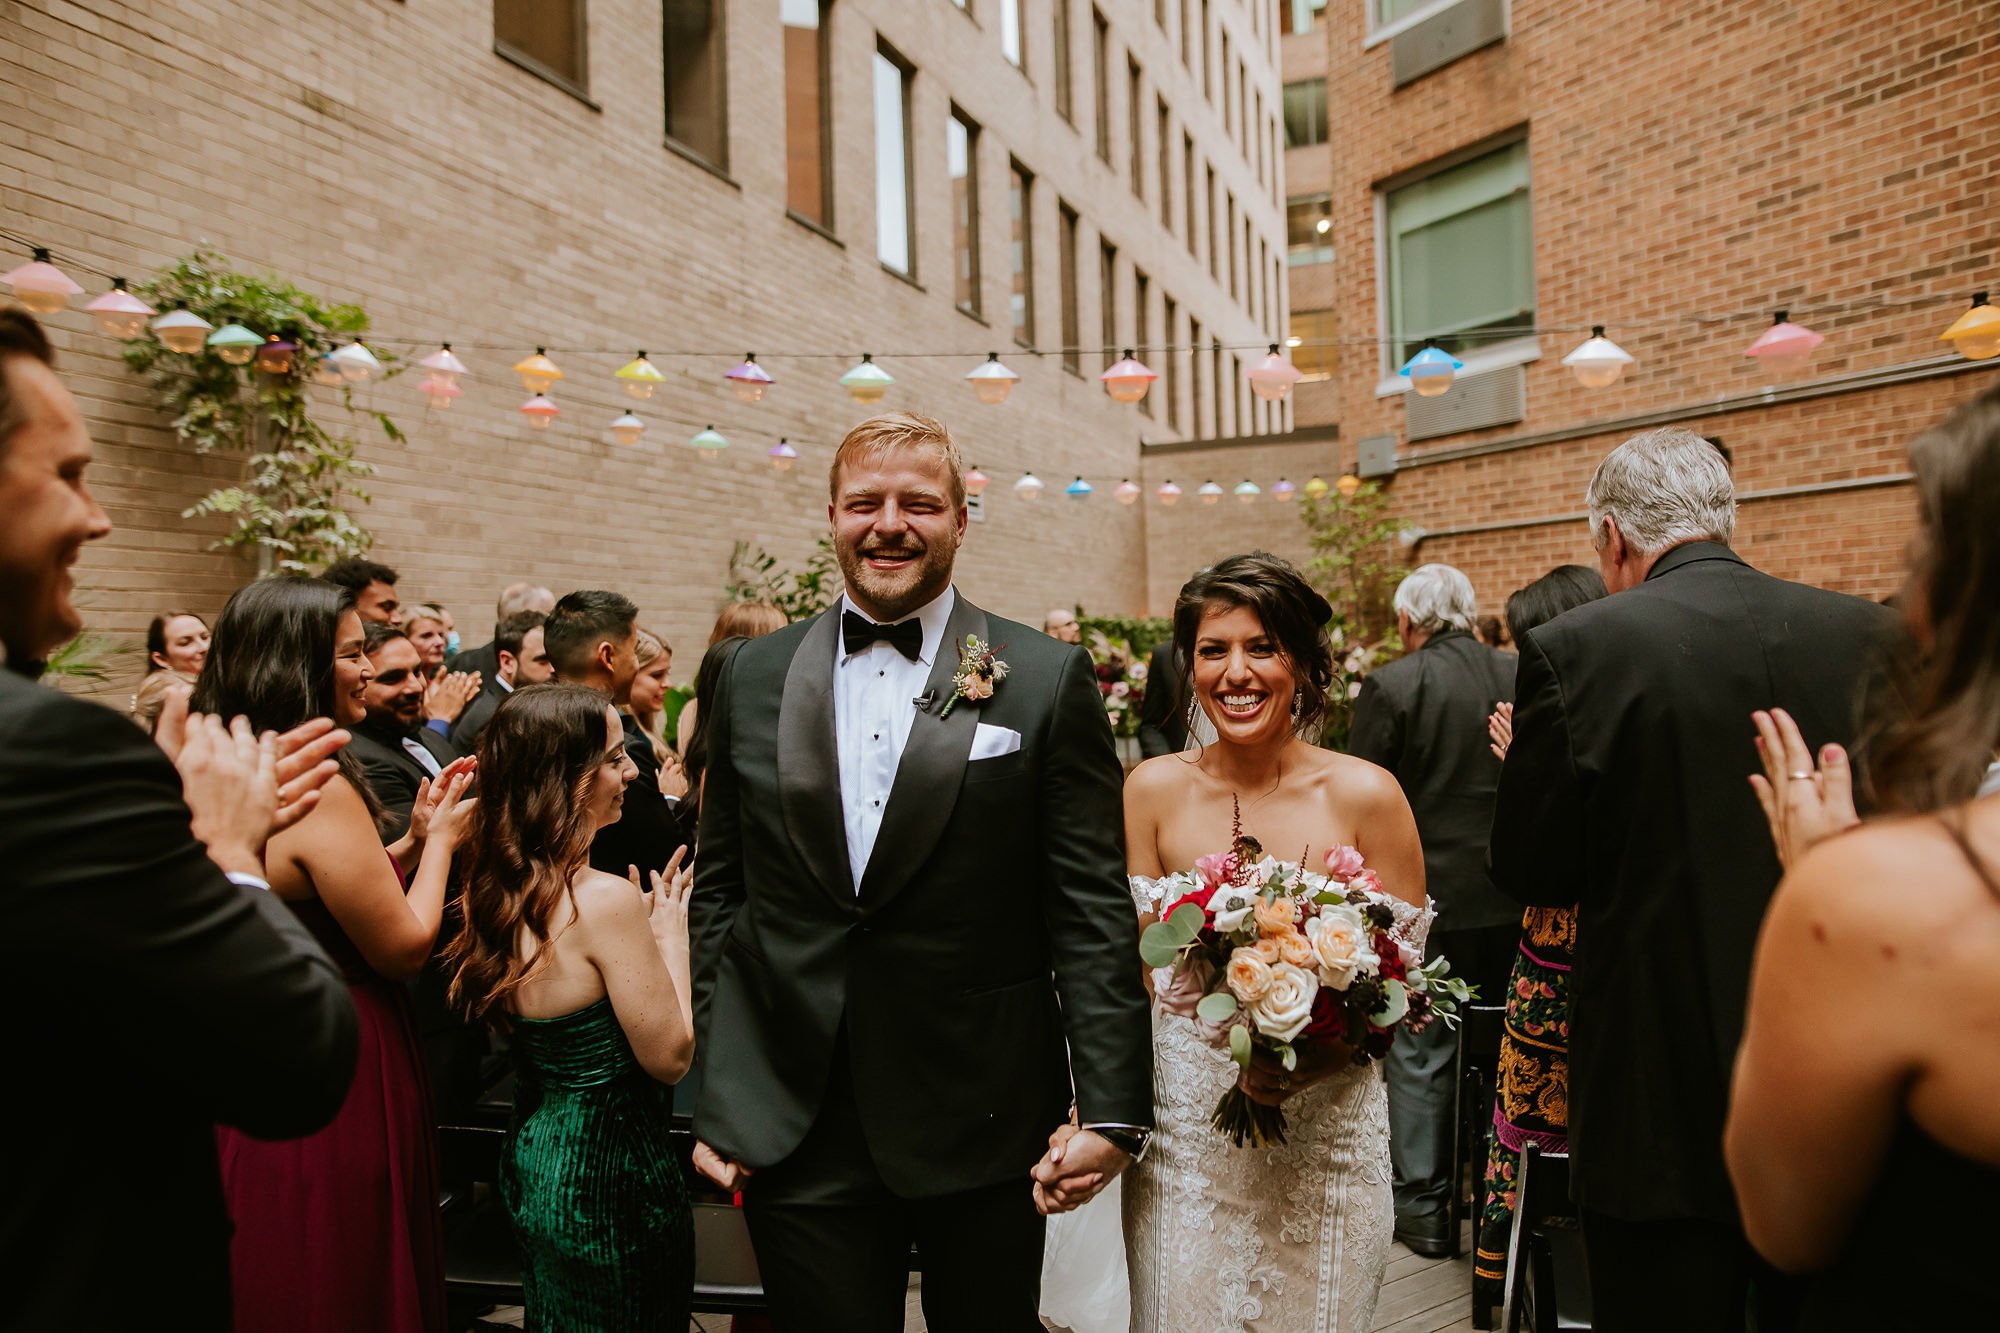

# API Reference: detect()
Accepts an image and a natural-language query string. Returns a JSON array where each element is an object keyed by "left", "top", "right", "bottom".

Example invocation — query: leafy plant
[
  {"left": 39, "top": 628, "right": 129, "bottom": 692},
  {"left": 1299, "top": 482, "right": 1413, "bottom": 750},
  {"left": 122, "top": 249, "right": 400, "bottom": 575},
  {"left": 1077, "top": 613, "right": 1173, "bottom": 659},
  {"left": 724, "top": 537, "right": 838, "bottom": 622}
]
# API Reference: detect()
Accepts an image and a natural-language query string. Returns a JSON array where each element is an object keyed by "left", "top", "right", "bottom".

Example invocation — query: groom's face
[{"left": 831, "top": 447, "right": 966, "bottom": 622}]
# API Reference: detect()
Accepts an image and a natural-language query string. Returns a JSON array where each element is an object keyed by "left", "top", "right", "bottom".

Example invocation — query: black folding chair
[
  {"left": 439, "top": 1123, "right": 524, "bottom": 1329},
  {"left": 1499, "top": 1141, "right": 1592, "bottom": 1333},
  {"left": 1448, "top": 1001, "right": 1507, "bottom": 1258}
]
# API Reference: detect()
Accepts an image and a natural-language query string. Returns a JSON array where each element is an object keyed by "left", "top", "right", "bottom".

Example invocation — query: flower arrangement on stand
[{"left": 1086, "top": 631, "right": 1148, "bottom": 756}]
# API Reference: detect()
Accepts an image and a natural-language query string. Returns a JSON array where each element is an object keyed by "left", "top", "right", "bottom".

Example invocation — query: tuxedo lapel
[
  {"left": 857, "top": 598, "right": 988, "bottom": 908},
  {"left": 777, "top": 609, "right": 857, "bottom": 912}
]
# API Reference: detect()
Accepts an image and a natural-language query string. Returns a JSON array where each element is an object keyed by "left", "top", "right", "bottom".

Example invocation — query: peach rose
[
  {"left": 1275, "top": 929, "right": 1316, "bottom": 969},
  {"left": 1253, "top": 937, "right": 1283, "bottom": 963},
  {"left": 1226, "top": 947, "right": 1275, "bottom": 1004},
  {"left": 1253, "top": 895, "right": 1299, "bottom": 936},
  {"left": 961, "top": 674, "right": 994, "bottom": 701}
]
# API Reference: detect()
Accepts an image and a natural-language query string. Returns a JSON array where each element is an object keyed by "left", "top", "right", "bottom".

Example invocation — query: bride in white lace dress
[{"left": 1117, "top": 555, "right": 1430, "bottom": 1332}]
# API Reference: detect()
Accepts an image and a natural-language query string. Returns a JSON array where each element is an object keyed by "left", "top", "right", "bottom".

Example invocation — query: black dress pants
[
  {"left": 1581, "top": 1209, "right": 1800, "bottom": 1333},
  {"left": 741, "top": 1042, "right": 1047, "bottom": 1333}
]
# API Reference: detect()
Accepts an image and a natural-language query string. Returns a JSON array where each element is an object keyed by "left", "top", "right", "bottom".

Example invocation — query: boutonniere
[{"left": 939, "top": 634, "right": 1009, "bottom": 718}]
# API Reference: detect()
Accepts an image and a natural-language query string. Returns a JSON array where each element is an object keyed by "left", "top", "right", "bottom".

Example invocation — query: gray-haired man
[{"left": 1348, "top": 562, "right": 1518, "bottom": 1255}]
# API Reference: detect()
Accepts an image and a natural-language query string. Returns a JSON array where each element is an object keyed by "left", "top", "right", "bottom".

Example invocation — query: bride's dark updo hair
[{"left": 1172, "top": 552, "right": 1337, "bottom": 741}]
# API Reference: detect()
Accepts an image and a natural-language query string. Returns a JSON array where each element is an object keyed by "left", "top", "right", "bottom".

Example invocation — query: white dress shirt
[{"left": 834, "top": 586, "right": 957, "bottom": 891}]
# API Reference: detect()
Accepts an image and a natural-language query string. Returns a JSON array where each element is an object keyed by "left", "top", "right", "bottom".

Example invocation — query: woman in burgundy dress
[{"left": 192, "top": 578, "right": 474, "bottom": 1333}]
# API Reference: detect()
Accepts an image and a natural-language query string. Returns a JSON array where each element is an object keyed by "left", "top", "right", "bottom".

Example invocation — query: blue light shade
[
  {"left": 1398, "top": 344, "right": 1465, "bottom": 377},
  {"left": 1065, "top": 476, "right": 1093, "bottom": 499}
]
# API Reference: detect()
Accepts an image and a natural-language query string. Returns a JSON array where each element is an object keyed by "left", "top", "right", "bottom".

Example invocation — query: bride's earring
[{"left": 1186, "top": 693, "right": 1201, "bottom": 731}]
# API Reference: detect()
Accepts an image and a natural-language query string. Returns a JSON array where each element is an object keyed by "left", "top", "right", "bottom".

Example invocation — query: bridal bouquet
[{"left": 1140, "top": 810, "right": 1471, "bottom": 1147}]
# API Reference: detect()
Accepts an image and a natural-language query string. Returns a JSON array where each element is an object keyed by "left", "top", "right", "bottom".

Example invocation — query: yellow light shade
[
  {"left": 616, "top": 352, "right": 665, "bottom": 400},
  {"left": 1336, "top": 473, "right": 1362, "bottom": 498},
  {"left": 1941, "top": 293, "right": 2000, "bottom": 361},
  {"left": 1303, "top": 475, "right": 1330, "bottom": 500},
  {"left": 513, "top": 347, "right": 565, "bottom": 394}
]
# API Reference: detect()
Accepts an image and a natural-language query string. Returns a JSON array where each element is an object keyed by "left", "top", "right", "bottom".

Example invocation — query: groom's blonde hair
[{"left": 829, "top": 412, "right": 967, "bottom": 508}]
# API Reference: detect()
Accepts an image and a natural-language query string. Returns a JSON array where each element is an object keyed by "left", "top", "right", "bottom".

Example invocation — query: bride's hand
[{"left": 1239, "top": 1043, "right": 1351, "bottom": 1106}]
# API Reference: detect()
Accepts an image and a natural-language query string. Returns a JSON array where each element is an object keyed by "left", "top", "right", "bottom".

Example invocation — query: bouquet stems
[{"left": 1212, "top": 1087, "right": 1289, "bottom": 1148}]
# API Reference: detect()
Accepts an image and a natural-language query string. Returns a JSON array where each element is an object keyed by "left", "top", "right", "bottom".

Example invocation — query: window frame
[
  {"left": 1282, "top": 78, "right": 1327, "bottom": 149},
  {"left": 1059, "top": 201, "right": 1082, "bottom": 373},
  {"left": 1093, "top": 8, "right": 1113, "bottom": 164},
  {"left": 949, "top": 108, "right": 983, "bottom": 317},
  {"left": 1127, "top": 56, "right": 1145, "bottom": 199},
  {"left": 1054, "top": 0, "right": 1075, "bottom": 121},
  {"left": 782, "top": 0, "right": 835, "bottom": 230},
  {"left": 1365, "top": 0, "right": 1466, "bottom": 47},
  {"left": 1010, "top": 160, "right": 1036, "bottom": 346},
  {"left": 873, "top": 45, "right": 918, "bottom": 279},
  {"left": 494, "top": 0, "right": 594, "bottom": 105},
  {"left": 663, "top": 0, "right": 730, "bottom": 172}
]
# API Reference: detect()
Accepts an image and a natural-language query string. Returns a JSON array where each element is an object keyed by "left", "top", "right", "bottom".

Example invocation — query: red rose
[
  {"left": 1374, "top": 931, "right": 1407, "bottom": 982},
  {"left": 1301, "top": 987, "right": 1347, "bottom": 1042},
  {"left": 1163, "top": 885, "right": 1217, "bottom": 923}
]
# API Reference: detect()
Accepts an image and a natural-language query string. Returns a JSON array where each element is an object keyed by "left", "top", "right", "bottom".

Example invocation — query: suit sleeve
[
  {"left": 689, "top": 648, "right": 745, "bottom": 1052},
  {"left": 1345, "top": 670, "right": 1403, "bottom": 770},
  {"left": 1136, "top": 640, "right": 1180, "bottom": 760},
  {"left": 1040, "top": 645, "right": 1156, "bottom": 1127},
  {"left": 356, "top": 746, "right": 421, "bottom": 841},
  {"left": 5, "top": 692, "right": 358, "bottom": 1137},
  {"left": 1488, "top": 630, "right": 1588, "bottom": 908}
]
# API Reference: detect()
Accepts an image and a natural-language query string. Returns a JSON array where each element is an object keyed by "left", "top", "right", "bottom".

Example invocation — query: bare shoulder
[
  {"left": 570, "top": 867, "right": 644, "bottom": 922},
  {"left": 1778, "top": 815, "right": 1995, "bottom": 948},
  {"left": 1313, "top": 746, "right": 1403, "bottom": 807},
  {"left": 1126, "top": 751, "right": 1199, "bottom": 799}
]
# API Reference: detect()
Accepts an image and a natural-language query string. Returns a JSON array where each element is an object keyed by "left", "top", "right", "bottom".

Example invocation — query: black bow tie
[{"left": 843, "top": 610, "right": 923, "bottom": 661}]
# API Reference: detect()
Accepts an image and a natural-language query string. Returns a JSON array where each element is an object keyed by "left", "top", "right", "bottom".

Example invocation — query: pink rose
[
  {"left": 1195, "top": 851, "right": 1239, "bottom": 890},
  {"left": 1152, "top": 955, "right": 1214, "bottom": 1019},
  {"left": 1325, "top": 845, "right": 1366, "bottom": 879},
  {"left": 1347, "top": 869, "right": 1386, "bottom": 899}
]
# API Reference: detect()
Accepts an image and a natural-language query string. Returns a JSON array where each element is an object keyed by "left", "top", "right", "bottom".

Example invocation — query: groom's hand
[
  {"left": 692, "top": 1139, "right": 754, "bottom": 1192},
  {"left": 1031, "top": 1126, "right": 1131, "bottom": 1215}
]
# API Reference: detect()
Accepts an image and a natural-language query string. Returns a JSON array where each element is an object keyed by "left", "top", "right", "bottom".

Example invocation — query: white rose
[
  {"left": 1246, "top": 963, "right": 1319, "bottom": 1043},
  {"left": 1129, "top": 662, "right": 1149, "bottom": 683},
  {"left": 1110, "top": 680, "right": 1131, "bottom": 698},
  {"left": 1210, "top": 884, "right": 1259, "bottom": 933},
  {"left": 1306, "top": 906, "right": 1380, "bottom": 992}
]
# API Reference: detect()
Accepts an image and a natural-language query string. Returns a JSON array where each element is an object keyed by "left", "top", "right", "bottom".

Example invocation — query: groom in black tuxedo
[{"left": 691, "top": 412, "right": 1154, "bottom": 1332}]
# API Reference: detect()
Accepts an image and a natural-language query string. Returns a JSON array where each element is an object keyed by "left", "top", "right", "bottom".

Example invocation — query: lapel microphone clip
[{"left": 912, "top": 689, "right": 938, "bottom": 713}]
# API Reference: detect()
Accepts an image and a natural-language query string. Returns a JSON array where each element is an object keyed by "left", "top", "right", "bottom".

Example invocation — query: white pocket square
[{"left": 970, "top": 723, "right": 1022, "bottom": 761}]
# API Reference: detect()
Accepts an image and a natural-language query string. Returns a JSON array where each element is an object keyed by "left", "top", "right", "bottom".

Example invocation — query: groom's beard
[{"left": 838, "top": 536, "right": 957, "bottom": 621}]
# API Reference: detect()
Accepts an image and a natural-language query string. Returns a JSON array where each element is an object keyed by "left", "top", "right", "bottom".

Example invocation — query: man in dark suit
[
  {"left": 344, "top": 621, "right": 469, "bottom": 837},
  {"left": 1136, "top": 636, "right": 1190, "bottom": 757},
  {"left": 1348, "top": 562, "right": 1518, "bottom": 1257},
  {"left": 545, "top": 590, "right": 689, "bottom": 875},
  {"left": 1490, "top": 427, "right": 1898, "bottom": 1331},
  {"left": 449, "top": 580, "right": 555, "bottom": 686},
  {"left": 449, "top": 609, "right": 552, "bottom": 751},
  {"left": 0, "top": 308, "right": 357, "bottom": 1327},
  {"left": 691, "top": 413, "right": 1154, "bottom": 1333}
]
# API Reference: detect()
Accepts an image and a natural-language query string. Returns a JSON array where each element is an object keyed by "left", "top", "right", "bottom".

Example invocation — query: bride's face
[{"left": 1191, "top": 602, "right": 1298, "bottom": 746}]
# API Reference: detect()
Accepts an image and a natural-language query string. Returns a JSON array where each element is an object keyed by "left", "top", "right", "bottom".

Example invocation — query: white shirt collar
[
  {"left": 497, "top": 674, "right": 514, "bottom": 693},
  {"left": 837, "top": 585, "right": 956, "bottom": 668}
]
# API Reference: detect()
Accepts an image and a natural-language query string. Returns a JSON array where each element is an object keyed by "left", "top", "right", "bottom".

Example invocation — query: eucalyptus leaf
[
  {"left": 1229, "top": 1022, "right": 1252, "bottom": 1070},
  {"left": 1195, "top": 991, "right": 1239, "bottom": 1023},
  {"left": 1371, "top": 978, "right": 1410, "bottom": 1026},
  {"left": 1138, "top": 921, "right": 1187, "bottom": 969},
  {"left": 1166, "top": 902, "right": 1206, "bottom": 939},
  {"left": 1279, "top": 1043, "right": 1298, "bottom": 1072}
]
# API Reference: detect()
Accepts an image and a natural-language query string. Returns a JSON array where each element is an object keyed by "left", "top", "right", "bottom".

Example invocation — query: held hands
[
  {"left": 1030, "top": 1121, "right": 1133, "bottom": 1216},
  {"left": 657, "top": 750, "right": 690, "bottom": 801},
  {"left": 423, "top": 670, "right": 482, "bottom": 724},
  {"left": 1749, "top": 707, "right": 1861, "bottom": 870},
  {"left": 1487, "top": 701, "right": 1514, "bottom": 761},
  {"left": 691, "top": 1140, "right": 753, "bottom": 1192}
]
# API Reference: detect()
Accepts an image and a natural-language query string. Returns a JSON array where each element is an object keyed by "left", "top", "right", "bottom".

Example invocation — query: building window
[
  {"left": 1287, "top": 193, "right": 1332, "bottom": 265},
  {"left": 1206, "top": 164, "right": 1219, "bottom": 280},
  {"left": 874, "top": 49, "right": 915, "bottom": 275},
  {"left": 1164, "top": 294, "right": 1181, "bottom": 430},
  {"left": 1157, "top": 98, "right": 1173, "bottom": 230},
  {"left": 1199, "top": 0, "right": 1212, "bottom": 99},
  {"left": 1093, "top": 9, "right": 1113, "bottom": 163},
  {"left": 1100, "top": 237, "right": 1119, "bottom": 370},
  {"left": 1001, "top": 0, "right": 1024, "bottom": 68},
  {"left": 1059, "top": 202, "right": 1081, "bottom": 372},
  {"left": 783, "top": 0, "right": 832, "bottom": 226},
  {"left": 1128, "top": 58, "right": 1145, "bottom": 199},
  {"left": 1220, "top": 32, "right": 1232, "bottom": 135},
  {"left": 1232, "top": 353, "right": 1245, "bottom": 432},
  {"left": 1282, "top": 78, "right": 1327, "bottom": 148},
  {"left": 1371, "top": 0, "right": 1446, "bottom": 32},
  {"left": 1190, "top": 317, "right": 1207, "bottom": 437},
  {"left": 1179, "top": 0, "right": 1191, "bottom": 67},
  {"left": 1237, "top": 59, "right": 1248, "bottom": 154},
  {"left": 949, "top": 111, "right": 981, "bottom": 315},
  {"left": 1010, "top": 162, "right": 1035, "bottom": 345},
  {"left": 1054, "top": 0, "right": 1074, "bottom": 120},
  {"left": 664, "top": 0, "right": 728, "bottom": 169},
  {"left": 1213, "top": 341, "right": 1227, "bottom": 434},
  {"left": 1383, "top": 137, "right": 1533, "bottom": 363},
  {"left": 1225, "top": 191, "right": 1237, "bottom": 300},
  {"left": 1183, "top": 135, "right": 1199, "bottom": 257},
  {"left": 1289, "top": 308, "right": 1336, "bottom": 381},
  {"left": 496, "top": 0, "right": 588, "bottom": 97},
  {"left": 1258, "top": 236, "right": 1269, "bottom": 329},
  {"left": 1134, "top": 268, "right": 1152, "bottom": 416},
  {"left": 1254, "top": 88, "right": 1266, "bottom": 187},
  {"left": 1287, "top": 0, "right": 1326, "bottom": 35}
]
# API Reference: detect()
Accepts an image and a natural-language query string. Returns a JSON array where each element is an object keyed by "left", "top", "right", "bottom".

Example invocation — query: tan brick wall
[{"left": 4, "top": 0, "right": 1281, "bottom": 693}]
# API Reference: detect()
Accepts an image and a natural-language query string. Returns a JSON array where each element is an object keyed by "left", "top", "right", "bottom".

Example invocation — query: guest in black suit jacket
[
  {"left": 448, "top": 581, "right": 555, "bottom": 689},
  {"left": 449, "top": 610, "right": 552, "bottom": 752},
  {"left": 1136, "top": 636, "right": 1190, "bottom": 757},
  {"left": 690, "top": 414, "right": 1153, "bottom": 1333},
  {"left": 0, "top": 308, "right": 357, "bottom": 1327},
  {"left": 1489, "top": 427, "right": 1898, "bottom": 1331},
  {"left": 1348, "top": 563, "right": 1519, "bottom": 1256},
  {"left": 544, "top": 591, "right": 689, "bottom": 877},
  {"left": 345, "top": 622, "right": 468, "bottom": 837}
]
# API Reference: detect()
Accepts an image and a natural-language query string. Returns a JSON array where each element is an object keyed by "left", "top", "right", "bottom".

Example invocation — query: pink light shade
[
  {"left": 419, "top": 378, "right": 464, "bottom": 408},
  {"left": 768, "top": 438, "right": 799, "bottom": 471},
  {"left": 1100, "top": 350, "right": 1158, "bottom": 404},
  {"left": 1156, "top": 480, "right": 1183, "bottom": 507},
  {"left": 1246, "top": 345, "right": 1304, "bottom": 402},
  {"left": 1113, "top": 479, "right": 1142, "bottom": 505},
  {"left": 418, "top": 344, "right": 469, "bottom": 384},
  {"left": 520, "top": 393, "right": 560, "bottom": 428},
  {"left": 963, "top": 466, "right": 990, "bottom": 497},
  {"left": 726, "top": 356, "right": 775, "bottom": 403},
  {"left": 1744, "top": 311, "right": 1824, "bottom": 379},
  {"left": 3, "top": 248, "right": 84, "bottom": 315},
  {"left": 84, "top": 279, "right": 155, "bottom": 338}
]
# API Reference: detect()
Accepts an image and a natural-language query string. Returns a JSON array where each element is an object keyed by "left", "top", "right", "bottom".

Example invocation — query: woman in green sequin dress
[{"left": 446, "top": 684, "right": 698, "bottom": 1331}]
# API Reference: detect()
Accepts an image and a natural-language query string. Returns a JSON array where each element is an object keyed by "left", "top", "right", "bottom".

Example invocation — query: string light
[
  {"left": 205, "top": 322, "right": 261, "bottom": 365},
  {"left": 1234, "top": 479, "right": 1261, "bottom": 503},
  {"left": 609, "top": 411, "right": 646, "bottom": 446},
  {"left": 1065, "top": 476, "right": 1093, "bottom": 500},
  {"left": 254, "top": 335, "right": 298, "bottom": 375},
  {"left": 1940, "top": 292, "right": 2000, "bottom": 361},
  {"left": 688, "top": 424, "right": 729, "bottom": 457},
  {"left": 418, "top": 344, "right": 468, "bottom": 385},
  {"left": 1246, "top": 344, "right": 1303, "bottom": 402},
  {"left": 513, "top": 347, "right": 565, "bottom": 394},
  {"left": 1156, "top": 479, "right": 1183, "bottom": 506},
  {"left": 84, "top": 278, "right": 154, "bottom": 337},
  {"left": 311, "top": 353, "right": 344, "bottom": 387},
  {"left": 966, "top": 352, "right": 1021, "bottom": 405},
  {"left": 615, "top": 351, "right": 665, "bottom": 400},
  {"left": 1101, "top": 350, "right": 1158, "bottom": 404},
  {"left": 3, "top": 247, "right": 83, "bottom": 314},
  {"left": 151, "top": 303, "right": 212, "bottom": 354},
  {"left": 1562, "top": 325, "right": 1635, "bottom": 388},
  {"left": 329, "top": 339, "right": 381, "bottom": 383},
  {"left": 1337, "top": 474, "right": 1362, "bottom": 498},
  {"left": 840, "top": 354, "right": 894, "bottom": 404},
  {"left": 963, "top": 465, "right": 990, "bottom": 497},
  {"left": 768, "top": 438, "right": 799, "bottom": 471},
  {"left": 1272, "top": 478, "right": 1297, "bottom": 502},
  {"left": 418, "top": 377, "right": 462, "bottom": 409},
  {"left": 1303, "top": 476, "right": 1330, "bottom": 500},
  {"left": 1744, "top": 311, "right": 1823, "bottom": 379},
  {"left": 1399, "top": 339, "right": 1463, "bottom": 397},
  {"left": 1114, "top": 479, "right": 1142, "bottom": 505},
  {"left": 726, "top": 355, "right": 774, "bottom": 403},
  {"left": 520, "top": 393, "right": 560, "bottom": 428},
  {"left": 1198, "top": 480, "right": 1225, "bottom": 505},
  {"left": 1014, "top": 471, "right": 1045, "bottom": 500}
]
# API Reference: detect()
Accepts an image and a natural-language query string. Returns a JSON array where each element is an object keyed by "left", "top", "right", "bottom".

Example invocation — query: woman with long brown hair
[
  {"left": 1727, "top": 382, "right": 2000, "bottom": 1325},
  {"left": 447, "top": 683, "right": 696, "bottom": 1328}
]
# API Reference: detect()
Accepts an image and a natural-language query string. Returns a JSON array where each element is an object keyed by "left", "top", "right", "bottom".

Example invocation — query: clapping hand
[
  {"left": 418, "top": 767, "right": 479, "bottom": 855},
  {"left": 1030, "top": 1120, "right": 1132, "bottom": 1215},
  {"left": 409, "top": 756, "right": 478, "bottom": 845},
  {"left": 1487, "top": 701, "right": 1514, "bottom": 761},
  {"left": 1749, "top": 708, "right": 1860, "bottom": 870},
  {"left": 627, "top": 848, "right": 693, "bottom": 961},
  {"left": 423, "top": 670, "right": 482, "bottom": 724}
]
